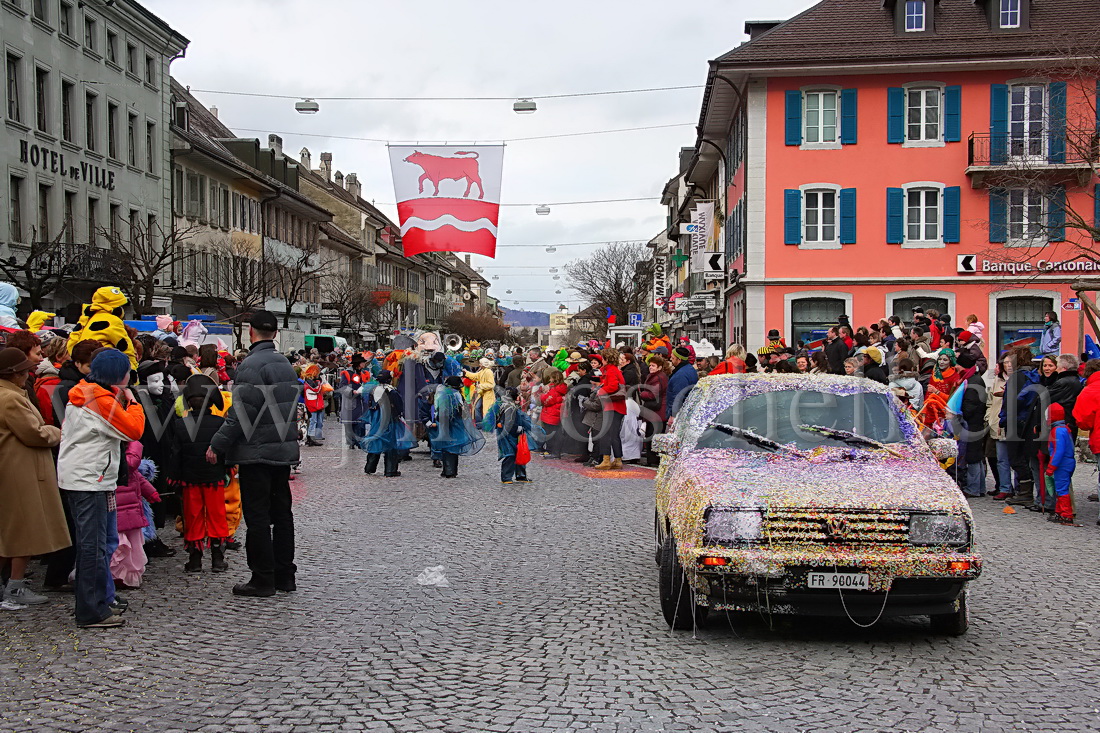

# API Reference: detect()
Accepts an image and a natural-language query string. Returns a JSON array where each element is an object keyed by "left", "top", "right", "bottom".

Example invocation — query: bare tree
[
  {"left": 102, "top": 219, "right": 199, "bottom": 317},
  {"left": 192, "top": 236, "right": 270, "bottom": 349},
  {"left": 441, "top": 308, "right": 511, "bottom": 343},
  {"left": 565, "top": 242, "right": 653, "bottom": 328},
  {"left": 0, "top": 228, "right": 83, "bottom": 311},
  {"left": 322, "top": 276, "right": 383, "bottom": 340}
]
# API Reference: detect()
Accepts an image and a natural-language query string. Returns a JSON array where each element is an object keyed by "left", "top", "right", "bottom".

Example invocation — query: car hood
[{"left": 665, "top": 447, "right": 968, "bottom": 517}]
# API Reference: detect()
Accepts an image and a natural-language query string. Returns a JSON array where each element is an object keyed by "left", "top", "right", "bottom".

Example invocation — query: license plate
[{"left": 807, "top": 572, "right": 870, "bottom": 590}]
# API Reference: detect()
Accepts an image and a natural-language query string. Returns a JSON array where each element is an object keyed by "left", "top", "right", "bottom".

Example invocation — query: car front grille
[{"left": 762, "top": 508, "right": 910, "bottom": 547}]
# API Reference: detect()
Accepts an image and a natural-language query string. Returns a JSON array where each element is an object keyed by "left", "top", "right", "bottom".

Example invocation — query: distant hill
[{"left": 502, "top": 308, "right": 550, "bottom": 328}]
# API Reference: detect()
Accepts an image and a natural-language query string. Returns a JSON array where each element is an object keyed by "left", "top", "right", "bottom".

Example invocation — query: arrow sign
[
  {"left": 703, "top": 252, "right": 724, "bottom": 281},
  {"left": 957, "top": 254, "right": 977, "bottom": 273}
]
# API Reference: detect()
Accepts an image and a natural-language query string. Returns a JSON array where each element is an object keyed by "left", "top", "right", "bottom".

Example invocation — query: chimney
[
  {"left": 300, "top": 147, "right": 311, "bottom": 170},
  {"left": 319, "top": 152, "right": 332, "bottom": 182},
  {"left": 345, "top": 173, "right": 361, "bottom": 197},
  {"left": 465, "top": 254, "right": 471, "bottom": 265},
  {"left": 268, "top": 134, "right": 283, "bottom": 158},
  {"left": 209, "top": 105, "right": 218, "bottom": 119},
  {"left": 334, "top": 170, "right": 344, "bottom": 188}
]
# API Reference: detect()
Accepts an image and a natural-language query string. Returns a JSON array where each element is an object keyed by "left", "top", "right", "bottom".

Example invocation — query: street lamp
[
  {"left": 513, "top": 98, "right": 537, "bottom": 114},
  {"left": 295, "top": 98, "right": 320, "bottom": 114},
  {"left": 535, "top": 204, "right": 550, "bottom": 216},
  {"left": 555, "top": 289, "right": 562, "bottom": 294},
  {"left": 552, "top": 275, "right": 560, "bottom": 280},
  {"left": 545, "top": 246, "right": 557, "bottom": 253},
  {"left": 549, "top": 267, "right": 558, "bottom": 273},
  {"left": 492, "top": 275, "right": 500, "bottom": 280},
  {"left": 506, "top": 289, "right": 512, "bottom": 294}
]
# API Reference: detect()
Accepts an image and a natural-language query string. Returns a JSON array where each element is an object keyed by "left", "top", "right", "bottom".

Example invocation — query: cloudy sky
[{"left": 148, "top": 0, "right": 818, "bottom": 314}]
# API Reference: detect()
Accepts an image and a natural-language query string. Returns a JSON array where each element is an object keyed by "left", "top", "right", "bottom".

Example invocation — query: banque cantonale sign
[
  {"left": 19, "top": 139, "right": 117, "bottom": 192},
  {"left": 983, "top": 259, "right": 1100, "bottom": 274}
]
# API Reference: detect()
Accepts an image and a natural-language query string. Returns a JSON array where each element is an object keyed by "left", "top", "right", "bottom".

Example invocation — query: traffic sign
[
  {"left": 628, "top": 312, "right": 643, "bottom": 326},
  {"left": 703, "top": 252, "right": 724, "bottom": 281},
  {"left": 1063, "top": 298, "right": 1082, "bottom": 311},
  {"left": 957, "top": 254, "right": 977, "bottom": 273}
]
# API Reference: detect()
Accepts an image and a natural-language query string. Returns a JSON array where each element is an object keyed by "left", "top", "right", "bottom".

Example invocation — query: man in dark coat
[
  {"left": 825, "top": 326, "right": 849, "bottom": 376},
  {"left": 1048, "top": 354, "right": 1084, "bottom": 434},
  {"left": 209, "top": 311, "right": 300, "bottom": 598},
  {"left": 955, "top": 351, "right": 988, "bottom": 497}
]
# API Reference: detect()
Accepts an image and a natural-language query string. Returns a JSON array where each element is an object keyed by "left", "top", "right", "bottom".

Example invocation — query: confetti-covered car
[{"left": 653, "top": 373, "right": 981, "bottom": 635}]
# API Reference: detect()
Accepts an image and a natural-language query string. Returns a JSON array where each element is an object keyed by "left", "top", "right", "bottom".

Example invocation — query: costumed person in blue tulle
[
  {"left": 395, "top": 331, "right": 463, "bottom": 465},
  {"left": 485, "top": 387, "right": 533, "bottom": 484},
  {"left": 362, "top": 370, "right": 415, "bottom": 477},
  {"left": 338, "top": 354, "right": 373, "bottom": 449},
  {"left": 427, "top": 376, "right": 485, "bottom": 478}
]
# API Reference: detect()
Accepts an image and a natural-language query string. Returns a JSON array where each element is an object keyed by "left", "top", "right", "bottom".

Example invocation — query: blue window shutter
[
  {"left": 785, "top": 91, "right": 802, "bottom": 146},
  {"left": 840, "top": 89, "right": 858, "bottom": 145},
  {"left": 1095, "top": 183, "right": 1100, "bottom": 239},
  {"left": 886, "top": 188, "right": 904, "bottom": 244},
  {"left": 839, "top": 188, "right": 857, "bottom": 244},
  {"left": 988, "top": 187, "right": 1008, "bottom": 243},
  {"left": 1096, "top": 80, "right": 1100, "bottom": 136},
  {"left": 990, "top": 84, "right": 1009, "bottom": 164},
  {"left": 1048, "top": 185, "right": 1066, "bottom": 242},
  {"left": 1048, "top": 81, "right": 1067, "bottom": 164},
  {"left": 943, "top": 186, "right": 961, "bottom": 243},
  {"left": 944, "top": 86, "right": 962, "bottom": 142},
  {"left": 887, "top": 87, "right": 905, "bottom": 144},
  {"left": 784, "top": 190, "right": 802, "bottom": 244}
]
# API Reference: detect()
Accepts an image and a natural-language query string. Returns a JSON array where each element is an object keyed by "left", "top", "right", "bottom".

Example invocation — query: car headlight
[
  {"left": 704, "top": 508, "right": 763, "bottom": 545},
  {"left": 909, "top": 513, "right": 969, "bottom": 547}
]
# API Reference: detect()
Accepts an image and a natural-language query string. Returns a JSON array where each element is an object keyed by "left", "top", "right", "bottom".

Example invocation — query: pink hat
[{"left": 155, "top": 315, "right": 172, "bottom": 331}]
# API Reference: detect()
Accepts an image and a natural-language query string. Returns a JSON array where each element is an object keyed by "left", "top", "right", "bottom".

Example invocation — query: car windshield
[{"left": 694, "top": 389, "right": 906, "bottom": 452}]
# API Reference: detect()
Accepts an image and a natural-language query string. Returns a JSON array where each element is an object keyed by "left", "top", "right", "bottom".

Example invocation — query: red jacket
[
  {"left": 708, "top": 357, "right": 746, "bottom": 376},
  {"left": 34, "top": 372, "right": 61, "bottom": 427},
  {"left": 539, "top": 382, "right": 568, "bottom": 425},
  {"left": 1072, "top": 371, "right": 1100, "bottom": 454},
  {"left": 598, "top": 364, "right": 627, "bottom": 415}
]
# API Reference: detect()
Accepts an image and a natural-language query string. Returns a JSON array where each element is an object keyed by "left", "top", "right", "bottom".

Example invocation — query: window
[
  {"left": 9, "top": 176, "right": 23, "bottom": 243},
  {"left": 144, "top": 55, "right": 156, "bottom": 85},
  {"left": 6, "top": 54, "right": 21, "bottom": 123},
  {"left": 126, "top": 44, "right": 137, "bottom": 76},
  {"left": 185, "top": 171, "right": 201, "bottom": 218},
  {"left": 804, "top": 190, "right": 837, "bottom": 243},
  {"left": 892, "top": 297, "right": 950, "bottom": 327},
  {"left": 83, "top": 16, "right": 97, "bottom": 52},
  {"left": 146, "top": 121, "right": 155, "bottom": 173},
  {"left": 232, "top": 192, "right": 240, "bottom": 228},
  {"left": 61, "top": 80, "right": 73, "bottom": 141},
  {"left": 791, "top": 297, "right": 846, "bottom": 346},
  {"left": 107, "top": 102, "right": 118, "bottom": 159},
  {"left": 209, "top": 180, "right": 219, "bottom": 225},
  {"left": 220, "top": 186, "right": 230, "bottom": 228},
  {"left": 904, "top": 0, "right": 925, "bottom": 31},
  {"left": 64, "top": 190, "right": 75, "bottom": 238},
  {"left": 906, "top": 188, "right": 940, "bottom": 242},
  {"left": 109, "top": 203, "right": 120, "bottom": 241},
  {"left": 128, "top": 209, "right": 139, "bottom": 246},
  {"left": 147, "top": 214, "right": 157, "bottom": 245},
  {"left": 37, "top": 184, "right": 50, "bottom": 241},
  {"left": 1009, "top": 84, "right": 1045, "bottom": 159},
  {"left": 127, "top": 112, "right": 136, "bottom": 166},
  {"left": 906, "top": 87, "right": 939, "bottom": 142},
  {"left": 59, "top": 1, "right": 72, "bottom": 36},
  {"left": 106, "top": 30, "right": 118, "bottom": 65},
  {"left": 997, "top": 295, "right": 1052, "bottom": 355},
  {"left": 34, "top": 66, "right": 47, "bottom": 132},
  {"left": 172, "top": 167, "right": 183, "bottom": 214},
  {"left": 1007, "top": 188, "right": 1045, "bottom": 242},
  {"left": 32, "top": 0, "right": 46, "bottom": 22},
  {"left": 84, "top": 91, "right": 96, "bottom": 150},
  {"left": 1000, "top": 0, "right": 1021, "bottom": 28},
  {"left": 87, "top": 196, "right": 97, "bottom": 244},
  {"left": 803, "top": 90, "right": 837, "bottom": 144}
]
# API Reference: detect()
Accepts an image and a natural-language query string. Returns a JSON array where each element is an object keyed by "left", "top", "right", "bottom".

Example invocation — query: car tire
[
  {"left": 930, "top": 586, "right": 969, "bottom": 636},
  {"left": 658, "top": 533, "right": 709, "bottom": 630}
]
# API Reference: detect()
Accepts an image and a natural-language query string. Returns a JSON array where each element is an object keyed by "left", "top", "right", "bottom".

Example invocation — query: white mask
[{"left": 145, "top": 372, "right": 166, "bottom": 396}]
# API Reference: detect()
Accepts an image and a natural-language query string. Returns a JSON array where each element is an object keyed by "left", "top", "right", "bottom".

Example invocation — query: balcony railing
[
  {"left": 7, "top": 242, "right": 126, "bottom": 282},
  {"left": 967, "top": 131, "right": 1098, "bottom": 168}
]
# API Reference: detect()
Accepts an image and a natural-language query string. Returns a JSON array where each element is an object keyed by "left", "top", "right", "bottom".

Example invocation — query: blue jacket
[
  {"left": 999, "top": 368, "right": 1040, "bottom": 434},
  {"left": 1049, "top": 421, "right": 1075, "bottom": 472},
  {"left": 666, "top": 362, "right": 698, "bottom": 417}
]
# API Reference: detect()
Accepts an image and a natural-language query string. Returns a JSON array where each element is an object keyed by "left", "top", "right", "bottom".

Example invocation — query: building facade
[
  {"left": 1, "top": 0, "right": 186, "bottom": 317},
  {"left": 681, "top": 0, "right": 1098, "bottom": 353}
]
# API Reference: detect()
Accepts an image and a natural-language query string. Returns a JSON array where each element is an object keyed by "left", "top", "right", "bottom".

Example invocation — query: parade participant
[
  {"left": 167, "top": 375, "right": 230, "bottom": 573},
  {"left": 1046, "top": 402, "right": 1076, "bottom": 524},
  {"left": 26, "top": 311, "right": 55, "bottom": 333},
  {"left": 302, "top": 363, "right": 327, "bottom": 447},
  {"left": 538, "top": 369, "right": 568, "bottom": 459},
  {"left": 488, "top": 387, "right": 532, "bottom": 484},
  {"left": 395, "top": 331, "right": 459, "bottom": 451},
  {"left": 338, "top": 354, "right": 371, "bottom": 449},
  {"left": 66, "top": 287, "right": 139, "bottom": 369},
  {"left": 57, "top": 349, "right": 146, "bottom": 628},
  {"left": 0, "top": 347, "right": 67, "bottom": 609},
  {"left": 150, "top": 315, "right": 175, "bottom": 341},
  {"left": 708, "top": 344, "right": 747, "bottom": 375},
  {"left": 0, "top": 282, "right": 20, "bottom": 328},
  {"left": 208, "top": 311, "right": 300, "bottom": 598},
  {"left": 766, "top": 329, "right": 787, "bottom": 351},
  {"left": 111, "top": 442, "right": 159, "bottom": 587},
  {"left": 999, "top": 348, "right": 1040, "bottom": 506},
  {"left": 919, "top": 348, "right": 961, "bottom": 427},
  {"left": 428, "top": 375, "right": 484, "bottom": 478},
  {"left": 362, "top": 370, "right": 413, "bottom": 477},
  {"left": 594, "top": 347, "right": 627, "bottom": 471},
  {"left": 642, "top": 324, "right": 672, "bottom": 355},
  {"left": 464, "top": 357, "right": 497, "bottom": 421},
  {"left": 953, "top": 351, "right": 987, "bottom": 497},
  {"left": 667, "top": 346, "right": 698, "bottom": 417},
  {"left": 1072, "top": 359, "right": 1100, "bottom": 509},
  {"left": 134, "top": 360, "right": 177, "bottom": 557}
]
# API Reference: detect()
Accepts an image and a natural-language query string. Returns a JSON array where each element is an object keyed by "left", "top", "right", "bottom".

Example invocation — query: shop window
[
  {"left": 891, "top": 297, "right": 949, "bottom": 327},
  {"left": 791, "top": 297, "right": 845, "bottom": 347},
  {"left": 997, "top": 295, "right": 1052, "bottom": 355}
]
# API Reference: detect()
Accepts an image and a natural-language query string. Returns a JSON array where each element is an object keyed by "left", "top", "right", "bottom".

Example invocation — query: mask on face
[{"left": 146, "top": 372, "right": 165, "bottom": 396}]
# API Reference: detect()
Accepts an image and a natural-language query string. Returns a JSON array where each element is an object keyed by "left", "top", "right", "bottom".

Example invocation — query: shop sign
[
  {"left": 958, "top": 253, "right": 1100, "bottom": 275},
  {"left": 18, "top": 139, "right": 116, "bottom": 191}
]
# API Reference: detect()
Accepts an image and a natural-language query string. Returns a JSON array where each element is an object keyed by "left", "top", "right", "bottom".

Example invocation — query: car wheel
[
  {"left": 658, "top": 533, "right": 709, "bottom": 630},
  {"left": 930, "top": 586, "right": 969, "bottom": 636}
]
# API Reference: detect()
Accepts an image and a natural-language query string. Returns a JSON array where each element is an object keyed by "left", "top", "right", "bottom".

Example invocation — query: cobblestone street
[{"left": 4, "top": 424, "right": 1100, "bottom": 732}]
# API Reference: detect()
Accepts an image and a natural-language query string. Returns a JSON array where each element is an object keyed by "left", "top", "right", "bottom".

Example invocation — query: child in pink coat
[{"left": 111, "top": 441, "right": 160, "bottom": 588}]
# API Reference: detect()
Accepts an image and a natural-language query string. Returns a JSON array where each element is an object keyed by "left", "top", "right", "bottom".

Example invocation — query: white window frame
[
  {"left": 901, "top": 181, "right": 945, "bottom": 249},
  {"left": 885, "top": 290, "right": 957, "bottom": 325},
  {"left": 783, "top": 290, "right": 853, "bottom": 350},
  {"left": 904, "top": 0, "right": 926, "bottom": 31},
  {"left": 999, "top": 0, "right": 1021, "bottom": 29},
  {"left": 798, "top": 182, "right": 842, "bottom": 250},
  {"left": 1005, "top": 187, "right": 1046, "bottom": 247},
  {"left": 800, "top": 85, "right": 842, "bottom": 151},
  {"left": 902, "top": 82, "right": 945, "bottom": 148}
]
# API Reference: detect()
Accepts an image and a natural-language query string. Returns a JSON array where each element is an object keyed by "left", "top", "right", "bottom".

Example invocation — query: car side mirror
[
  {"left": 652, "top": 433, "right": 682, "bottom": 455},
  {"left": 927, "top": 438, "right": 957, "bottom": 465}
]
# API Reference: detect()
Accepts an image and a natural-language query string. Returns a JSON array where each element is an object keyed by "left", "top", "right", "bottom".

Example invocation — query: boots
[
  {"left": 594, "top": 455, "right": 612, "bottom": 470},
  {"left": 1006, "top": 480, "right": 1034, "bottom": 506},
  {"left": 184, "top": 548, "right": 203, "bottom": 573},
  {"left": 210, "top": 542, "right": 228, "bottom": 573},
  {"left": 610, "top": 457, "right": 623, "bottom": 470}
]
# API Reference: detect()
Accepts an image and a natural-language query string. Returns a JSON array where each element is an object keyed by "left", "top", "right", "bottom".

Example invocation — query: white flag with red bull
[{"left": 388, "top": 144, "right": 504, "bottom": 258}]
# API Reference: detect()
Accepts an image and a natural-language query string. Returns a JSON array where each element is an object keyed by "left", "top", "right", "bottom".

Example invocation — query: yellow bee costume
[
  {"left": 26, "top": 311, "right": 55, "bottom": 333},
  {"left": 67, "top": 286, "right": 138, "bottom": 368}
]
